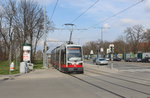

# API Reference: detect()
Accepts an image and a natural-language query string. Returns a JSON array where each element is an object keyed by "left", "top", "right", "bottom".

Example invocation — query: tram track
[
  {"left": 65, "top": 64, "right": 150, "bottom": 98},
  {"left": 84, "top": 71, "right": 150, "bottom": 96},
  {"left": 69, "top": 74, "right": 126, "bottom": 98},
  {"left": 85, "top": 67, "right": 150, "bottom": 86},
  {"left": 108, "top": 62, "right": 150, "bottom": 81},
  {"left": 69, "top": 72, "right": 150, "bottom": 97},
  {"left": 68, "top": 71, "right": 150, "bottom": 97},
  {"left": 86, "top": 61, "right": 150, "bottom": 82},
  {"left": 91, "top": 65, "right": 150, "bottom": 82}
]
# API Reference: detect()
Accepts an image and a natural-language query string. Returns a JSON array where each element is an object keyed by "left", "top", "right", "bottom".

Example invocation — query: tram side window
[
  {"left": 61, "top": 49, "right": 66, "bottom": 65},
  {"left": 56, "top": 50, "right": 59, "bottom": 61}
]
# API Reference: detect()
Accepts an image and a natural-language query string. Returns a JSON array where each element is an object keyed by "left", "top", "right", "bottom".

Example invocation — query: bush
[{"left": 33, "top": 60, "right": 43, "bottom": 69}]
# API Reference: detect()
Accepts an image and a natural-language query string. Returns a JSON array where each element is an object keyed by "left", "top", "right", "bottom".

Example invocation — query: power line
[
  {"left": 70, "top": 0, "right": 100, "bottom": 23},
  {"left": 50, "top": 0, "right": 59, "bottom": 21},
  {"left": 51, "top": 26, "right": 87, "bottom": 43},
  {"left": 91, "top": 0, "right": 144, "bottom": 28}
]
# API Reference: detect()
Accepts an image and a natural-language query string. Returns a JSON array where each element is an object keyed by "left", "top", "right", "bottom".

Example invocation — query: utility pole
[
  {"left": 109, "top": 44, "right": 114, "bottom": 69},
  {"left": 43, "top": 7, "right": 47, "bottom": 68},
  {"left": 100, "top": 27, "right": 104, "bottom": 43}
]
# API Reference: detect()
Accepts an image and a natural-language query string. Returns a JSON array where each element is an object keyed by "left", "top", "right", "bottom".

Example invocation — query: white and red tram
[{"left": 51, "top": 43, "right": 84, "bottom": 73}]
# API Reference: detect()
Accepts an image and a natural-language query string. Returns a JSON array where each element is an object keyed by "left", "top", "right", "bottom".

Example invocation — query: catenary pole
[{"left": 43, "top": 7, "right": 47, "bottom": 68}]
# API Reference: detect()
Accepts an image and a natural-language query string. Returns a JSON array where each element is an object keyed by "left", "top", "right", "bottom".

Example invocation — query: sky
[
  {"left": 1, "top": 0, "right": 150, "bottom": 51},
  {"left": 41, "top": 0, "right": 150, "bottom": 51}
]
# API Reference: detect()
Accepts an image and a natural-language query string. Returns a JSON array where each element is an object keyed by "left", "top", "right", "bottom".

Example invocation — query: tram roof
[{"left": 51, "top": 41, "right": 82, "bottom": 52}]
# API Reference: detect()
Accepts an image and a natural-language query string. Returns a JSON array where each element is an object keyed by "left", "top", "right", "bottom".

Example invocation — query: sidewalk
[
  {"left": 14, "top": 68, "right": 67, "bottom": 80},
  {"left": 0, "top": 67, "right": 64, "bottom": 81},
  {"left": 0, "top": 74, "right": 22, "bottom": 80},
  {"left": 0, "top": 75, "right": 14, "bottom": 81},
  {"left": 0, "top": 75, "right": 9, "bottom": 80}
]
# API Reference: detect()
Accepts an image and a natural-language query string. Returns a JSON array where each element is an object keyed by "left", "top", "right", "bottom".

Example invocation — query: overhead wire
[
  {"left": 70, "top": 0, "right": 100, "bottom": 23},
  {"left": 50, "top": 0, "right": 59, "bottom": 21},
  {"left": 91, "top": 0, "right": 144, "bottom": 28}
]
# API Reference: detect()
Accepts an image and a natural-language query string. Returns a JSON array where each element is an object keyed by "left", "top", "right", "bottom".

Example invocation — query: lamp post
[
  {"left": 100, "top": 26, "right": 110, "bottom": 43},
  {"left": 100, "top": 26, "right": 110, "bottom": 58}
]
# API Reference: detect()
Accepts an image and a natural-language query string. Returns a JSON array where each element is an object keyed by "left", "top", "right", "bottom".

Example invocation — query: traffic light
[
  {"left": 43, "top": 44, "right": 49, "bottom": 52},
  {"left": 109, "top": 44, "right": 114, "bottom": 53},
  {"left": 110, "top": 46, "right": 114, "bottom": 53},
  {"left": 46, "top": 46, "right": 49, "bottom": 51}
]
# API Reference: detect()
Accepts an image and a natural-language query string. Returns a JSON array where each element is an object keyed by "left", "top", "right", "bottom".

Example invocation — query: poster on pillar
[{"left": 23, "top": 45, "right": 31, "bottom": 62}]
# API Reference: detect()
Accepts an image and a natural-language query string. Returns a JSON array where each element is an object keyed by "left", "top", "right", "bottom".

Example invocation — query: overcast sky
[{"left": 1, "top": 0, "right": 150, "bottom": 50}]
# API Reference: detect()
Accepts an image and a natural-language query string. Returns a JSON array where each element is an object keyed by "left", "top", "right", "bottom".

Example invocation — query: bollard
[{"left": 10, "top": 62, "right": 15, "bottom": 71}]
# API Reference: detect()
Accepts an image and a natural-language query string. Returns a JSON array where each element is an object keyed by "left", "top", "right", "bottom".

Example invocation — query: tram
[{"left": 51, "top": 42, "right": 84, "bottom": 73}]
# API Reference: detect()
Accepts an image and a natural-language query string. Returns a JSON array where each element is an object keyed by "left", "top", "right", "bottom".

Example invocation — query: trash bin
[{"left": 28, "top": 63, "right": 34, "bottom": 71}]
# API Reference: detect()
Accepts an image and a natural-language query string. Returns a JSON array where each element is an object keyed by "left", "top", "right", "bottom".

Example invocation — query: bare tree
[
  {"left": 124, "top": 25, "right": 144, "bottom": 53},
  {"left": 143, "top": 29, "right": 150, "bottom": 42},
  {"left": 83, "top": 41, "right": 97, "bottom": 55},
  {"left": 0, "top": 0, "right": 53, "bottom": 62},
  {"left": 0, "top": 0, "right": 17, "bottom": 63},
  {"left": 113, "top": 36, "right": 127, "bottom": 54},
  {"left": 0, "top": 2, "right": 7, "bottom": 60},
  {"left": 14, "top": 0, "right": 52, "bottom": 62},
  {"left": 141, "top": 29, "right": 150, "bottom": 52},
  {"left": 34, "top": 50, "right": 43, "bottom": 60},
  {"left": 82, "top": 40, "right": 110, "bottom": 57}
]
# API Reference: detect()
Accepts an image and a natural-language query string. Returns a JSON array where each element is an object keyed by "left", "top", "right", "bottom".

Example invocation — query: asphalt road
[{"left": 0, "top": 61, "right": 150, "bottom": 98}]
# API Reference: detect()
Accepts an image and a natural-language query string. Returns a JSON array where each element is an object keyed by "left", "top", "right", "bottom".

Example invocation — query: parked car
[
  {"left": 125, "top": 58, "right": 142, "bottom": 62},
  {"left": 105, "top": 58, "right": 110, "bottom": 61},
  {"left": 113, "top": 57, "right": 121, "bottom": 61},
  {"left": 141, "top": 57, "right": 150, "bottom": 63},
  {"left": 96, "top": 58, "right": 108, "bottom": 65},
  {"left": 136, "top": 58, "right": 142, "bottom": 62},
  {"left": 125, "top": 58, "right": 131, "bottom": 62},
  {"left": 125, "top": 58, "right": 136, "bottom": 62}
]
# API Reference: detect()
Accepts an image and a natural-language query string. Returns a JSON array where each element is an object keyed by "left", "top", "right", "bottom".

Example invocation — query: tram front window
[{"left": 67, "top": 47, "right": 82, "bottom": 61}]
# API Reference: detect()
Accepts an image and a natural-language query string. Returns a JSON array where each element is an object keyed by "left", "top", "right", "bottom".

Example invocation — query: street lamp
[
  {"left": 100, "top": 26, "right": 110, "bottom": 43},
  {"left": 99, "top": 26, "right": 110, "bottom": 58}
]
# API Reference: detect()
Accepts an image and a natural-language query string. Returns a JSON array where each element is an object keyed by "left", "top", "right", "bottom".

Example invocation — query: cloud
[
  {"left": 120, "top": 18, "right": 139, "bottom": 25},
  {"left": 145, "top": 0, "right": 150, "bottom": 11},
  {"left": 103, "top": 23, "right": 110, "bottom": 28},
  {"left": 46, "top": 38, "right": 61, "bottom": 42}
]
